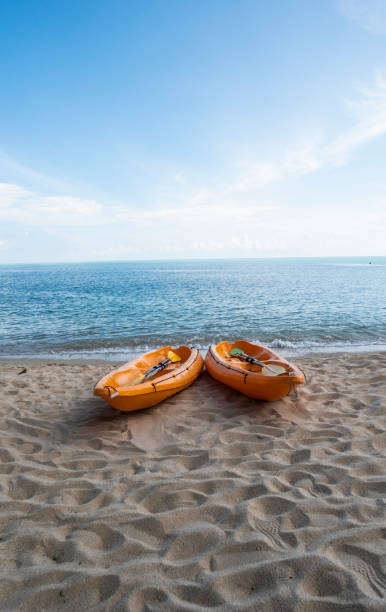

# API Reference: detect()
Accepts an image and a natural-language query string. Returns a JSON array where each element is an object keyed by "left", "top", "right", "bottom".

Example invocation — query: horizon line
[{"left": 0, "top": 255, "right": 382, "bottom": 266}]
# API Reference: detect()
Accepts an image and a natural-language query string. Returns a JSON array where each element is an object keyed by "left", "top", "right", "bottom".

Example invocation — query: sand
[{"left": 0, "top": 352, "right": 385, "bottom": 611}]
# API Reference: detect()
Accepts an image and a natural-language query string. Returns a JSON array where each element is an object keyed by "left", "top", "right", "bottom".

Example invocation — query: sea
[{"left": 1, "top": 257, "right": 386, "bottom": 361}]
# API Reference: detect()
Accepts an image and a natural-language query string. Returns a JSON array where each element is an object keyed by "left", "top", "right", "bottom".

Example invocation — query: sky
[{"left": 1, "top": 0, "right": 386, "bottom": 263}]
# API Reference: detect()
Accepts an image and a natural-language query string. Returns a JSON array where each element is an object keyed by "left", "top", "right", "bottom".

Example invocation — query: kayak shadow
[{"left": 57, "top": 370, "right": 311, "bottom": 451}]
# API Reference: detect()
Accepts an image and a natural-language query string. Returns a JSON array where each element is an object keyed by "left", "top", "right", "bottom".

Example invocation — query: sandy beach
[{"left": 0, "top": 352, "right": 385, "bottom": 611}]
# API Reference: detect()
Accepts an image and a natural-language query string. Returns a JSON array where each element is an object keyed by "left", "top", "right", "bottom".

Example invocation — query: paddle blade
[
  {"left": 262, "top": 364, "right": 287, "bottom": 376},
  {"left": 230, "top": 348, "right": 244, "bottom": 356},
  {"left": 126, "top": 374, "right": 145, "bottom": 386},
  {"left": 168, "top": 350, "right": 181, "bottom": 363}
]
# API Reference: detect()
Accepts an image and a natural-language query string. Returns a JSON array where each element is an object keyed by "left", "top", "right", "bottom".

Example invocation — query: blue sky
[{"left": 1, "top": 0, "right": 386, "bottom": 262}]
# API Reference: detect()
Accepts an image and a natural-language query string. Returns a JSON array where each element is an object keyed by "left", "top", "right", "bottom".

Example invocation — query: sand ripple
[{"left": 0, "top": 354, "right": 385, "bottom": 610}]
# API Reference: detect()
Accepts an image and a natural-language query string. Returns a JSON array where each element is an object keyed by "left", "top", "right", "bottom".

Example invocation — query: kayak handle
[
  {"left": 287, "top": 383, "right": 298, "bottom": 398},
  {"left": 104, "top": 385, "right": 119, "bottom": 398}
]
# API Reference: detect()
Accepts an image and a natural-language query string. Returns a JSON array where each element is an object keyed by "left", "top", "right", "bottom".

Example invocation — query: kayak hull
[
  {"left": 205, "top": 340, "right": 305, "bottom": 401},
  {"left": 94, "top": 346, "right": 203, "bottom": 412}
]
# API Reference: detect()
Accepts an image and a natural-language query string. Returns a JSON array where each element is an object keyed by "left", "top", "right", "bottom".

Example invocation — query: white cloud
[
  {"left": 234, "top": 162, "right": 279, "bottom": 191},
  {"left": 337, "top": 0, "right": 386, "bottom": 34},
  {"left": 90, "top": 244, "right": 142, "bottom": 258},
  {"left": 2, "top": 71, "right": 386, "bottom": 261},
  {"left": 32, "top": 195, "right": 103, "bottom": 217},
  {"left": 0, "top": 183, "right": 32, "bottom": 207},
  {"left": 174, "top": 172, "right": 186, "bottom": 184},
  {"left": 0, "top": 182, "right": 105, "bottom": 226},
  {"left": 0, "top": 180, "right": 277, "bottom": 231},
  {"left": 284, "top": 142, "right": 322, "bottom": 175},
  {"left": 237, "top": 71, "right": 386, "bottom": 187},
  {"left": 0, "top": 151, "right": 67, "bottom": 191},
  {"left": 325, "top": 71, "right": 386, "bottom": 160},
  {"left": 115, "top": 204, "right": 277, "bottom": 223}
]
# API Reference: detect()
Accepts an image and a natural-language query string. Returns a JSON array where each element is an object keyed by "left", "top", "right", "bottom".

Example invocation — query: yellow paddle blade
[
  {"left": 262, "top": 364, "right": 287, "bottom": 376},
  {"left": 126, "top": 374, "right": 145, "bottom": 386},
  {"left": 124, "top": 351, "right": 181, "bottom": 387}
]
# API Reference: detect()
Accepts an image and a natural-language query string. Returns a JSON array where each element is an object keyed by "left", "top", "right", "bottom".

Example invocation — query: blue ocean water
[{"left": 1, "top": 257, "right": 386, "bottom": 360}]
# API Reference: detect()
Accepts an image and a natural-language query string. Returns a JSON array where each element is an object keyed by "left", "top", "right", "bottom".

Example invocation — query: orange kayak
[
  {"left": 94, "top": 345, "right": 203, "bottom": 412},
  {"left": 205, "top": 340, "right": 305, "bottom": 401}
]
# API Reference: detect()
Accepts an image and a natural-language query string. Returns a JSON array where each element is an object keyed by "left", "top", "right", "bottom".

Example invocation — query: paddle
[
  {"left": 126, "top": 350, "right": 181, "bottom": 386},
  {"left": 229, "top": 347, "right": 287, "bottom": 376}
]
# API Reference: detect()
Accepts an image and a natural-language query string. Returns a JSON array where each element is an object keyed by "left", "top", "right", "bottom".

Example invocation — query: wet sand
[{"left": 0, "top": 352, "right": 385, "bottom": 611}]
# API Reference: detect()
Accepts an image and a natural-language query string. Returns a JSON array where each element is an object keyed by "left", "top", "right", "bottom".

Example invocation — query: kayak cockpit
[{"left": 94, "top": 346, "right": 204, "bottom": 412}]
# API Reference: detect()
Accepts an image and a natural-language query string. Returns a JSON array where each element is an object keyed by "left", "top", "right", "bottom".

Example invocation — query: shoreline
[
  {"left": 0, "top": 343, "right": 386, "bottom": 363},
  {"left": 0, "top": 351, "right": 385, "bottom": 609},
  {"left": 1, "top": 347, "right": 386, "bottom": 365}
]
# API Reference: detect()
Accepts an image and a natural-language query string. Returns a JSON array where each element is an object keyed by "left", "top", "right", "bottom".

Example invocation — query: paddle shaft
[
  {"left": 142, "top": 358, "right": 171, "bottom": 382},
  {"left": 239, "top": 353, "right": 265, "bottom": 367},
  {"left": 106, "top": 351, "right": 181, "bottom": 395},
  {"left": 232, "top": 351, "right": 285, "bottom": 375},
  {"left": 122, "top": 358, "right": 172, "bottom": 388}
]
